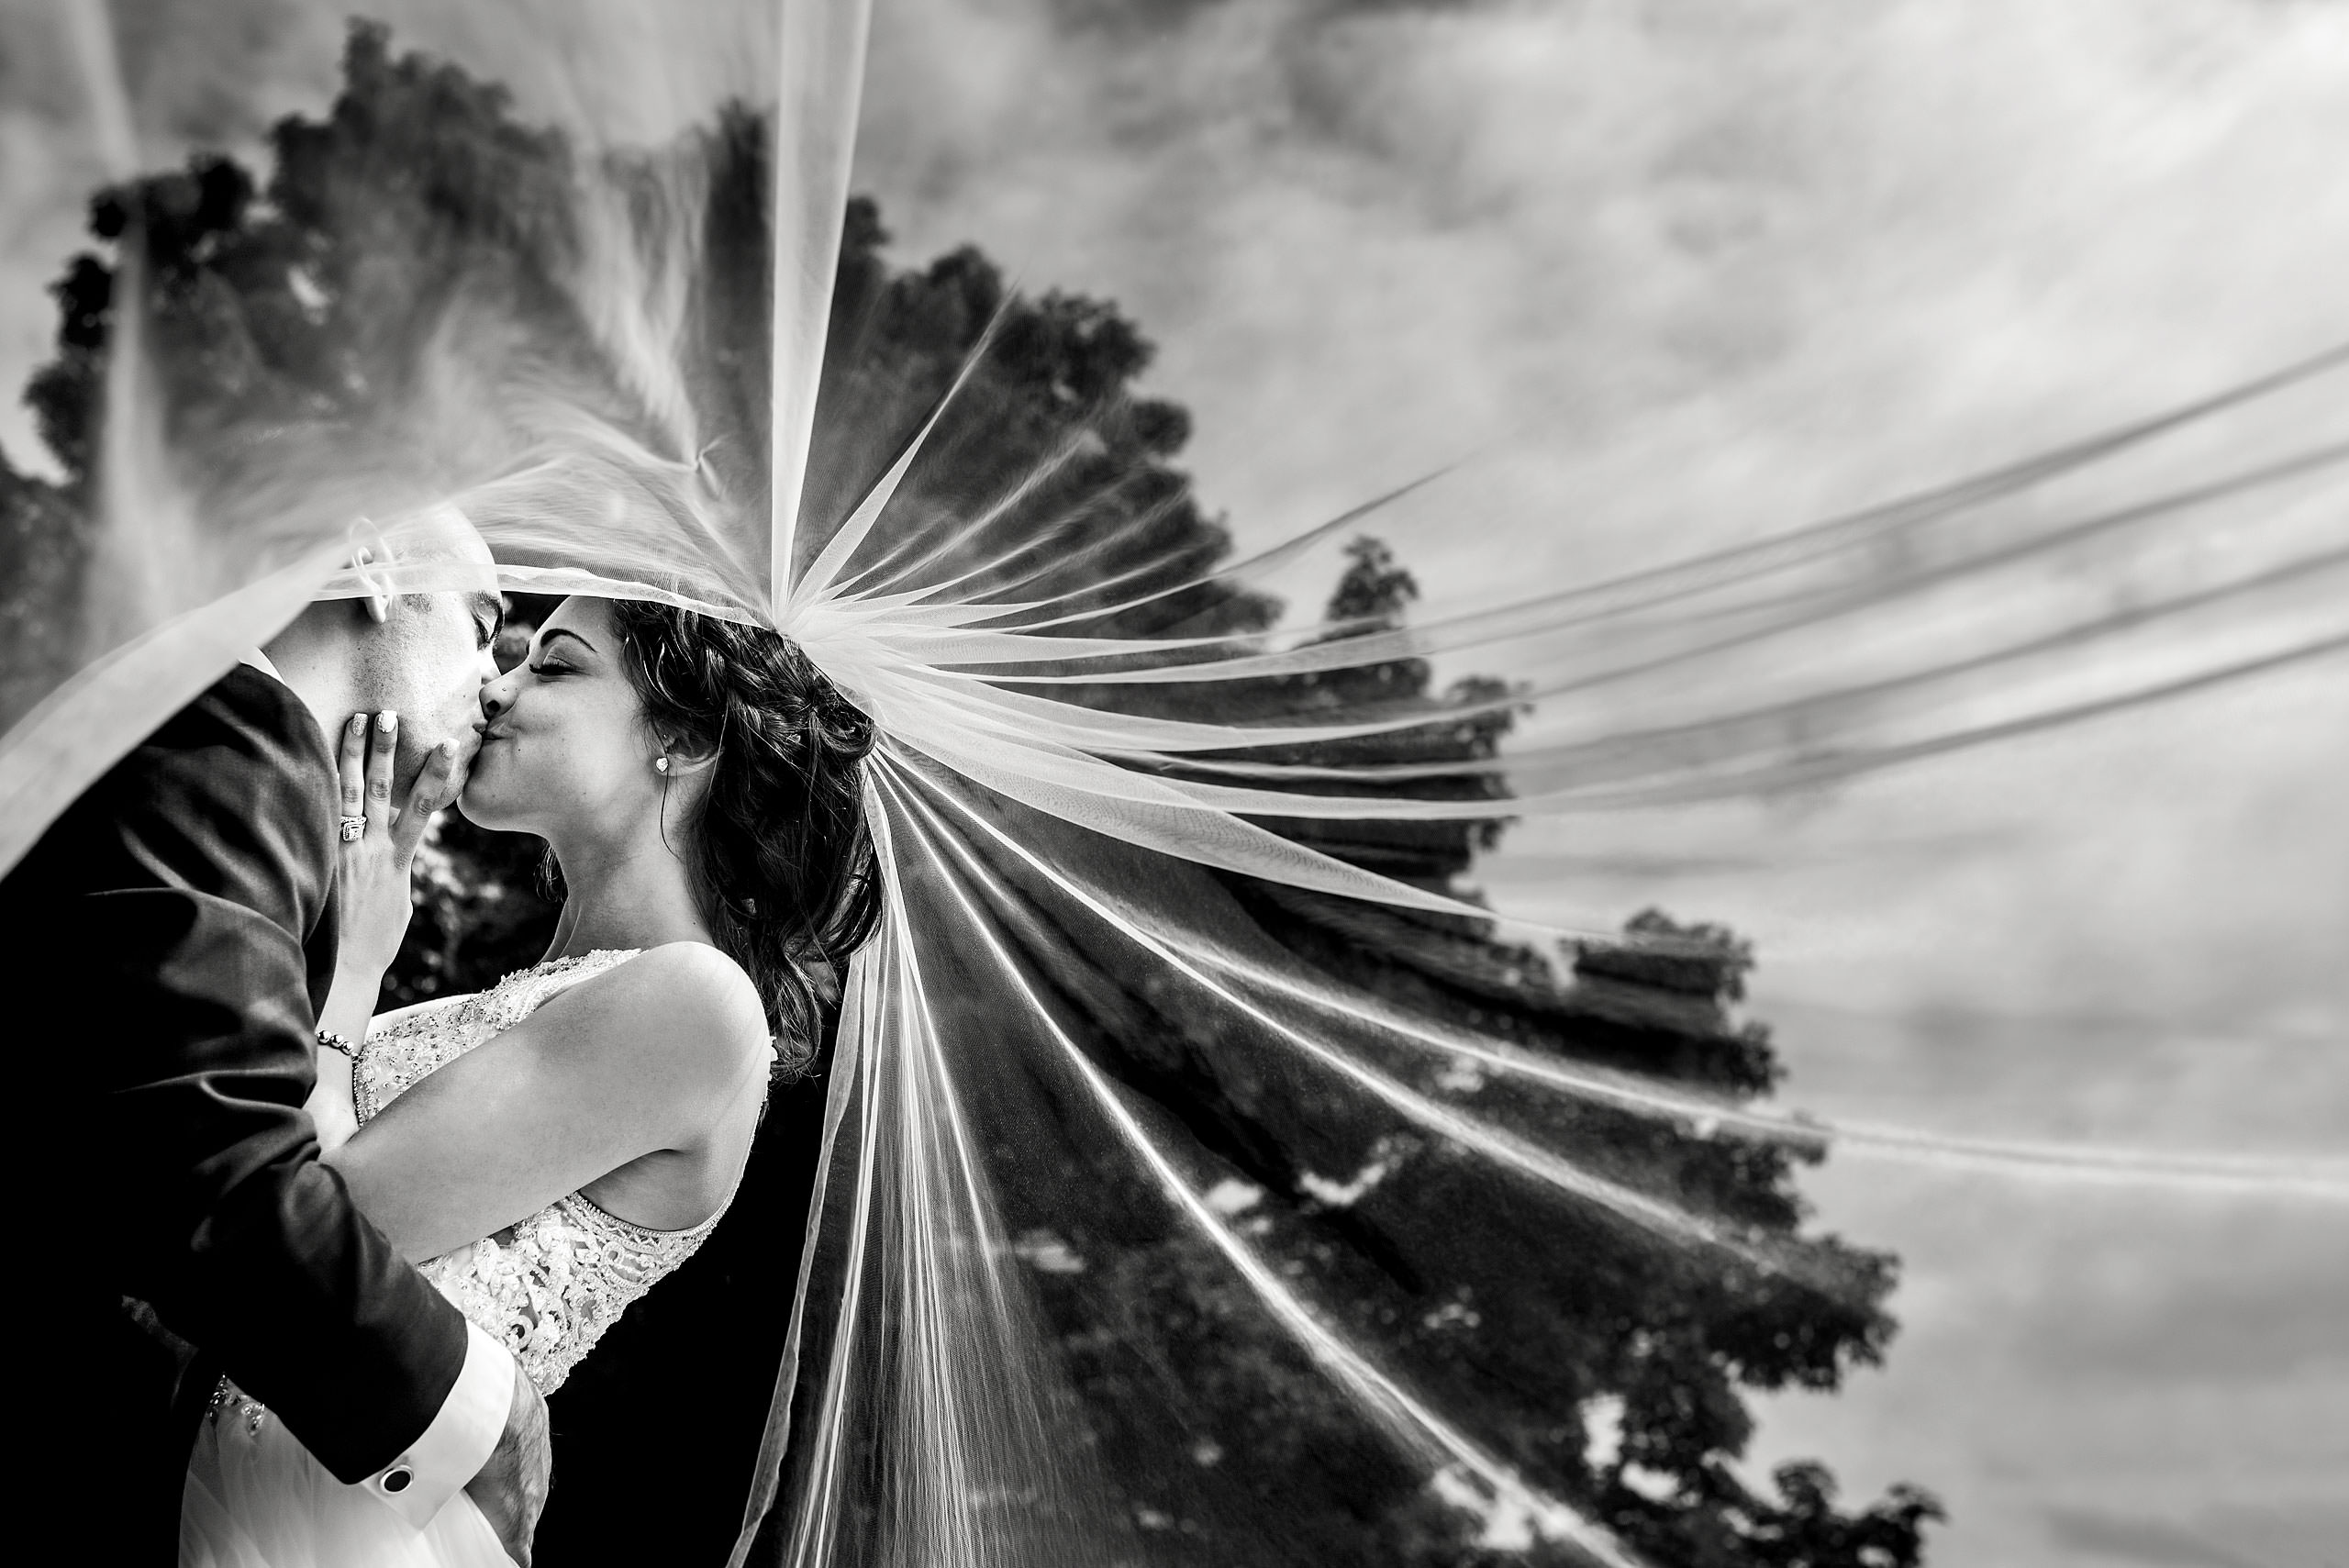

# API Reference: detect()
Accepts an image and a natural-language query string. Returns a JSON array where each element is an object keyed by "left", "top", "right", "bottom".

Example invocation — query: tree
[
  {"left": 0, "top": 449, "right": 89, "bottom": 730},
  {"left": 16, "top": 25, "right": 1938, "bottom": 1566}
]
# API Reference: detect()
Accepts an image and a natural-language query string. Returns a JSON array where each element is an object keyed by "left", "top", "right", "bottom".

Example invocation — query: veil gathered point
[{"left": 4, "top": 3, "right": 2346, "bottom": 1564}]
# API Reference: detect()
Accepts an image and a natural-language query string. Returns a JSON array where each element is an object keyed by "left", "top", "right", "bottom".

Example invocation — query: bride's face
[{"left": 460, "top": 596, "right": 662, "bottom": 839}]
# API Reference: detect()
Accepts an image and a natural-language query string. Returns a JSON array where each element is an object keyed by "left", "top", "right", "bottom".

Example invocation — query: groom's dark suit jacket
[{"left": 3, "top": 664, "right": 472, "bottom": 1560}]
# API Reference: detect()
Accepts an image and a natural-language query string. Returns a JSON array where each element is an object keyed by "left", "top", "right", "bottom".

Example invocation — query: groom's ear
[
  {"left": 354, "top": 558, "right": 395, "bottom": 625},
  {"left": 349, "top": 521, "right": 396, "bottom": 625}
]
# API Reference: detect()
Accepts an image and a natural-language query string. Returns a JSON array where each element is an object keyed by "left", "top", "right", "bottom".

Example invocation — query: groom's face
[{"left": 351, "top": 523, "right": 504, "bottom": 801}]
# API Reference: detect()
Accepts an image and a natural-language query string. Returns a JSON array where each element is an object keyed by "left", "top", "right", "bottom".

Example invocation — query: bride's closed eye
[{"left": 528, "top": 627, "right": 596, "bottom": 678}]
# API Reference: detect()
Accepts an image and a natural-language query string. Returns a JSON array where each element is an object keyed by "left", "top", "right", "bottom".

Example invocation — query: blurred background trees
[{"left": 8, "top": 22, "right": 1938, "bottom": 1566}]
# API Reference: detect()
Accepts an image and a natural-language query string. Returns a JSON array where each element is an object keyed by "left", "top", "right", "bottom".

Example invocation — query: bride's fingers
[
  {"left": 338, "top": 713, "right": 368, "bottom": 825},
  {"left": 365, "top": 710, "right": 398, "bottom": 833},
  {"left": 390, "top": 740, "right": 459, "bottom": 861}
]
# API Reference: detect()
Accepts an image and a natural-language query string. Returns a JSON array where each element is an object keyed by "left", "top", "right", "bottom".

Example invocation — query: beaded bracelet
[{"left": 316, "top": 1028, "right": 362, "bottom": 1062}]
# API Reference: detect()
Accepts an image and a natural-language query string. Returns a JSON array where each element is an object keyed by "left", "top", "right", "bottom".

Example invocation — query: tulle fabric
[{"left": 180, "top": 1398, "right": 515, "bottom": 1568}]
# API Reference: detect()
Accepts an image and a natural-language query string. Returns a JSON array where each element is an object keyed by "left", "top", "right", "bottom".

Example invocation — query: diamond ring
[{"left": 339, "top": 816, "right": 368, "bottom": 842}]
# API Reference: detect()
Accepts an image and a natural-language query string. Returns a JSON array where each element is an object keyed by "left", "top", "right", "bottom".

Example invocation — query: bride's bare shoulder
[{"left": 544, "top": 941, "right": 770, "bottom": 1102}]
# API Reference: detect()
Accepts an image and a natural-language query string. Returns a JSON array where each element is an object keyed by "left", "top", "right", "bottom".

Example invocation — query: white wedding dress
[{"left": 182, "top": 950, "right": 737, "bottom": 1568}]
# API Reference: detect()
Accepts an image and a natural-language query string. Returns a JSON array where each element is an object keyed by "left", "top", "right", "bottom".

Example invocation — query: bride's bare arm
[
  {"left": 306, "top": 710, "right": 462, "bottom": 1152},
  {"left": 303, "top": 1039, "right": 360, "bottom": 1152},
  {"left": 323, "top": 941, "right": 771, "bottom": 1262},
  {"left": 304, "top": 973, "right": 385, "bottom": 1154}
]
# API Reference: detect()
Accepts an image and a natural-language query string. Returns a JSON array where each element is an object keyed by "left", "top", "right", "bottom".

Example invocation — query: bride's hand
[{"left": 332, "top": 710, "right": 461, "bottom": 988}]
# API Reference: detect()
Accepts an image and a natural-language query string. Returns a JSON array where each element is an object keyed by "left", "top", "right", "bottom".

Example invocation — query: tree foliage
[{"left": 14, "top": 24, "right": 1939, "bottom": 1567}]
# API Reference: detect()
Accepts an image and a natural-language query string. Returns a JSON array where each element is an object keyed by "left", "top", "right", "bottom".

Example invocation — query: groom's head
[{"left": 265, "top": 506, "right": 504, "bottom": 800}]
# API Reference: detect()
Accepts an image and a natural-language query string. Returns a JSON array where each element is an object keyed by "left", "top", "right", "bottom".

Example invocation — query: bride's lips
[
  {"left": 440, "top": 727, "right": 488, "bottom": 797},
  {"left": 462, "top": 724, "right": 507, "bottom": 789}
]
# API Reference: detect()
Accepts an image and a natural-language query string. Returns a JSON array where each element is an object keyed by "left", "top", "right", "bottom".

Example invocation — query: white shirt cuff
[{"left": 362, "top": 1320, "right": 515, "bottom": 1528}]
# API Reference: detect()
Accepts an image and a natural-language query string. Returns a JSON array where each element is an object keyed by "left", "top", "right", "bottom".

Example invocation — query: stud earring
[{"left": 654, "top": 755, "right": 671, "bottom": 774}]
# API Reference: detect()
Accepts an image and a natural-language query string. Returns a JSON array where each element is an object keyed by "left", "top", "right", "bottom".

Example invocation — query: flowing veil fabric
[{"left": 6, "top": 3, "right": 2348, "bottom": 1564}]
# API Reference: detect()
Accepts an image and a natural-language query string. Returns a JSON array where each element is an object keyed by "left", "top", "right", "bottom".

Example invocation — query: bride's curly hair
[{"left": 607, "top": 600, "right": 884, "bottom": 1072}]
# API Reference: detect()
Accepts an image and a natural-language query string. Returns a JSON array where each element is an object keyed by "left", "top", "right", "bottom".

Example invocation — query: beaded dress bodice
[{"left": 355, "top": 949, "right": 729, "bottom": 1394}]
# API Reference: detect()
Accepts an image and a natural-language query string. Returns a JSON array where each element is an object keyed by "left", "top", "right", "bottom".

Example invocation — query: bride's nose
[{"left": 479, "top": 672, "right": 517, "bottom": 723}]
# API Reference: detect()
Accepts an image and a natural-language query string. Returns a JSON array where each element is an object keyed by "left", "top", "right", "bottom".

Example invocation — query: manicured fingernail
[
  {"left": 378, "top": 711, "right": 396, "bottom": 732},
  {"left": 350, "top": 713, "right": 366, "bottom": 733}
]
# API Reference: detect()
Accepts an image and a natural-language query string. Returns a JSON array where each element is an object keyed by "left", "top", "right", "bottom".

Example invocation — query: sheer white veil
[{"left": 5, "top": 4, "right": 2346, "bottom": 1565}]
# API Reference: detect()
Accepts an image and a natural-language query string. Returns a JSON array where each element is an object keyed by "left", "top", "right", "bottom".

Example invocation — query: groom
[{"left": 5, "top": 507, "right": 551, "bottom": 1562}]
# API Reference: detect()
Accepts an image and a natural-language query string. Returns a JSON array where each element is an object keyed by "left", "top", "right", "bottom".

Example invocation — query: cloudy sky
[
  {"left": 6, "top": 2, "right": 2346, "bottom": 1562},
  {"left": 845, "top": 8, "right": 2348, "bottom": 1563}
]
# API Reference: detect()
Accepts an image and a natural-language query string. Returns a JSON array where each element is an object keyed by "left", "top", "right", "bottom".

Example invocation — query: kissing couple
[{"left": 8, "top": 506, "right": 882, "bottom": 1566}]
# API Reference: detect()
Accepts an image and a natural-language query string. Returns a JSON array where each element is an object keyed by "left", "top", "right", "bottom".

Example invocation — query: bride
[{"left": 182, "top": 595, "right": 882, "bottom": 1567}]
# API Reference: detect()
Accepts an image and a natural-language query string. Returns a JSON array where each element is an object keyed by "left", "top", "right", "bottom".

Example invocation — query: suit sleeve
[{"left": 84, "top": 676, "right": 473, "bottom": 1483}]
